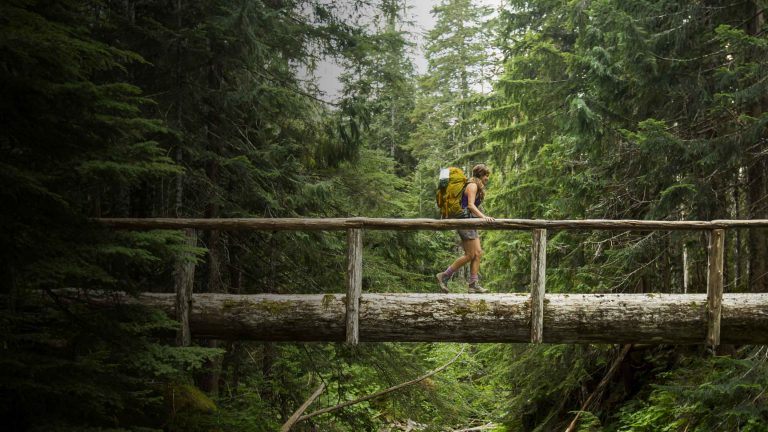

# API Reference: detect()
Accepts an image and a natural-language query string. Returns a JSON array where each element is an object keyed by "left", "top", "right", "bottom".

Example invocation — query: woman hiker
[{"left": 436, "top": 163, "right": 495, "bottom": 293}]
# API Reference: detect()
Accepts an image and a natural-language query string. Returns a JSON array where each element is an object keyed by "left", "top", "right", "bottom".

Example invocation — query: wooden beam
[
  {"left": 707, "top": 229, "right": 725, "bottom": 348},
  {"left": 346, "top": 228, "right": 363, "bottom": 345},
  {"left": 174, "top": 228, "right": 196, "bottom": 347},
  {"left": 96, "top": 217, "right": 768, "bottom": 232},
  {"left": 58, "top": 290, "right": 768, "bottom": 344},
  {"left": 530, "top": 229, "right": 546, "bottom": 343}
]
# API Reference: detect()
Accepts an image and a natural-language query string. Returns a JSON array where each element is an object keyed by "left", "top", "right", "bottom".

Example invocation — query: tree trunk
[
  {"left": 200, "top": 44, "right": 225, "bottom": 396},
  {"left": 69, "top": 291, "right": 768, "bottom": 345},
  {"left": 229, "top": 236, "right": 243, "bottom": 294},
  {"left": 748, "top": 3, "right": 767, "bottom": 293},
  {"left": 747, "top": 160, "right": 766, "bottom": 292},
  {"left": 174, "top": 0, "right": 184, "bottom": 219}
]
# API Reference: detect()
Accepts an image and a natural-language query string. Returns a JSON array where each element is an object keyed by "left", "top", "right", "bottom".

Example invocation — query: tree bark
[
  {"left": 747, "top": 160, "right": 767, "bottom": 293},
  {"left": 64, "top": 291, "right": 768, "bottom": 344},
  {"left": 748, "top": 2, "right": 767, "bottom": 293},
  {"left": 174, "top": 0, "right": 184, "bottom": 219},
  {"left": 200, "top": 47, "right": 225, "bottom": 395}
]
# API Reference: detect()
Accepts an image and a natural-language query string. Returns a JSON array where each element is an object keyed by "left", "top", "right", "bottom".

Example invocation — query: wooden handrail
[{"left": 97, "top": 217, "right": 768, "bottom": 231}]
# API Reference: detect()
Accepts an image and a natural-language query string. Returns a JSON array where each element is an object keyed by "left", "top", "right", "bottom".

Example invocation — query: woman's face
[{"left": 481, "top": 173, "right": 490, "bottom": 185}]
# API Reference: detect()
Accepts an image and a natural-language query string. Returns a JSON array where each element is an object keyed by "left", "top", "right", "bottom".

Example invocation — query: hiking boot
[
  {"left": 468, "top": 281, "right": 488, "bottom": 293},
  {"left": 436, "top": 272, "right": 450, "bottom": 293}
]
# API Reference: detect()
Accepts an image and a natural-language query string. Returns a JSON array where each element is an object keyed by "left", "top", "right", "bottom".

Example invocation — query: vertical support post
[
  {"left": 346, "top": 228, "right": 363, "bottom": 345},
  {"left": 531, "top": 229, "right": 547, "bottom": 343},
  {"left": 174, "top": 228, "right": 197, "bottom": 347},
  {"left": 706, "top": 229, "right": 725, "bottom": 349}
]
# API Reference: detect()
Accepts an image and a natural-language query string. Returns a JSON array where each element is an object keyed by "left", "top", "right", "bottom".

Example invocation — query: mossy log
[{"left": 62, "top": 291, "right": 768, "bottom": 344}]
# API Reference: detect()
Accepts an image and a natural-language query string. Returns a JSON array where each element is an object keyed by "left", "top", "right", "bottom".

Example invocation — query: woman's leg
[
  {"left": 465, "top": 239, "right": 482, "bottom": 274},
  {"left": 465, "top": 239, "right": 487, "bottom": 292},
  {"left": 450, "top": 247, "right": 473, "bottom": 269},
  {"left": 436, "top": 239, "right": 475, "bottom": 292}
]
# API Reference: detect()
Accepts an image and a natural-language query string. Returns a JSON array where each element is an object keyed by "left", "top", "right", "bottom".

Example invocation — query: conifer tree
[
  {"left": 409, "top": 0, "right": 494, "bottom": 166},
  {"left": 482, "top": 1, "right": 768, "bottom": 429},
  {"left": 0, "top": 1, "right": 217, "bottom": 430}
]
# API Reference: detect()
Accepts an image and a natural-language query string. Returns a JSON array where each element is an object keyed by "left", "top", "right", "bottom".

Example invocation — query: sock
[
  {"left": 469, "top": 274, "right": 479, "bottom": 284},
  {"left": 444, "top": 267, "right": 455, "bottom": 277}
]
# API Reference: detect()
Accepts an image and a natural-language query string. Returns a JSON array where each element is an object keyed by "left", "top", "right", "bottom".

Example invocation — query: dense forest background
[{"left": 2, "top": 0, "right": 768, "bottom": 430}]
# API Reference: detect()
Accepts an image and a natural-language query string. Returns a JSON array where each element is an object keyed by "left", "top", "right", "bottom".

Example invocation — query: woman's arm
[{"left": 465, "top": 183, "right": 494, "bottom": 221}]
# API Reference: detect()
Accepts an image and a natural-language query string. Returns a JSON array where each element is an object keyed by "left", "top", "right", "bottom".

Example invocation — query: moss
[
  {"left": 222, "top": 300, "right": 292, "bottom": 315},
  {"left": 472, "top": 299, "right": 490, "bottom": 313},
  {"left": 255, "top": 300, "right": 293, "bottom": 314},
  {"left": 454, "top": 299, "right": 490, "bottom": 317},
  {"left": 221, "top": 299, "right": 248, "bottom": 310},
  {"left": 322, "top": 294, "right": 336, "bottom": 309},
  {"left": 221, "top": 299, "right": 292, "bottom": 315},
  {"left": 165, "top": 383, "right": 217, "bottom": 414}
]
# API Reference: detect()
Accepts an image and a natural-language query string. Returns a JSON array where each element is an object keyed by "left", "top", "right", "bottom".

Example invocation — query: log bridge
[{"left": 98, "top": 218, "right": 768, "bottom": 347}]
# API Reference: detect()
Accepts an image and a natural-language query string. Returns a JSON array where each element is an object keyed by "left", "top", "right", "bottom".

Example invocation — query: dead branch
[
  {"left": 294, "top": 346, "right": 467, "bottom": 424},
  {"left": 280, "top": 383, "right": 326, "bottom": 432},
  {"left": 451, "top": 422, "right": 498, "bottom": 432},
  {"left": 565, "top": 344, "right": 632, "bottom": 432}
]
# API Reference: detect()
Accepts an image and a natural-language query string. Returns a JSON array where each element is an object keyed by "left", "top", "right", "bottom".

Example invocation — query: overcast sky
[{"left": 311, "top": 0, "right": 500, "bottom": 102}]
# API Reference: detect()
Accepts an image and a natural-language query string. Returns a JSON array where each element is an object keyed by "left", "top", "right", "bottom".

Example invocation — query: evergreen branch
[
  {"left": 565, "top": 344, "right": 632, "bottom": 432},
  {"left": 649, "top": 48, "right": 726, "bottom": 63},
  {"left": 242, "top": 65, "right": 341, "bottom": 107},
  {"left": 294, "top": 345, "right": 467, "bottom": 424}
]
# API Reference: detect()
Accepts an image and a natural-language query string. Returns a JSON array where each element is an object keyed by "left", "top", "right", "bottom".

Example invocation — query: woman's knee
[{"left": 469, "top": 248, "right": 483, "bottom": 261}]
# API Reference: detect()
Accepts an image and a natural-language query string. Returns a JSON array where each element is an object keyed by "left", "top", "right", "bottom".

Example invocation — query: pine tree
[{"left": 482, "top": 1, "right": 768, "bottom": 429}]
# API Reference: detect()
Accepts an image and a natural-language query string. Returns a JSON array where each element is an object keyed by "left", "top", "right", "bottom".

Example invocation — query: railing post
[
  {"left": 174, "top": 228, "right": 197, "bottom": 347},
  {"left": 346, "top": 228, "right": 363, "bottom": 345},
  {"left": 531, "top": 229, "right": 547, "bottom": 343},
  {"left": 706, "top": 229, "right": 725, "bottom": 349}
]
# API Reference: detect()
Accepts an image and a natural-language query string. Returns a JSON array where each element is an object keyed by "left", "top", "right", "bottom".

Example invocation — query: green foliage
[
  {"left": 491, "top": 344, "right": 611, "bottom": 430},
  {"left": 616, "top": 349, "right": 768, "bottom": 431},
  {"left": 5, "top": 0, "right": 768, "bottom": 431},
  {"left": 477, "top": 1, "right": 768, "bottom": 427},
  {"left": 0, "top": 302, "right": 220, "bottom": 430}
]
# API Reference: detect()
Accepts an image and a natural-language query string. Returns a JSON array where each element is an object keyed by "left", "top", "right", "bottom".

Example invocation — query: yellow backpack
[{"left": 435, "top": 167, "right": 468, "bottom": 219}]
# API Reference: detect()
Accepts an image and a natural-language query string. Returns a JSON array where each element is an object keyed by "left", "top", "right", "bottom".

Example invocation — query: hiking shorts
[
  {"left": 456, "top": 211, "right": 478, "bottom": 241},
  {"left": 457, "top": 228, "right": 479, "bottom": 241}
]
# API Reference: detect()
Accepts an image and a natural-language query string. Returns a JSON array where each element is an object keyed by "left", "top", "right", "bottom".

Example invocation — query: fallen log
[{"left": 55, "top": 291, "right": 768, "bottom": 344}]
